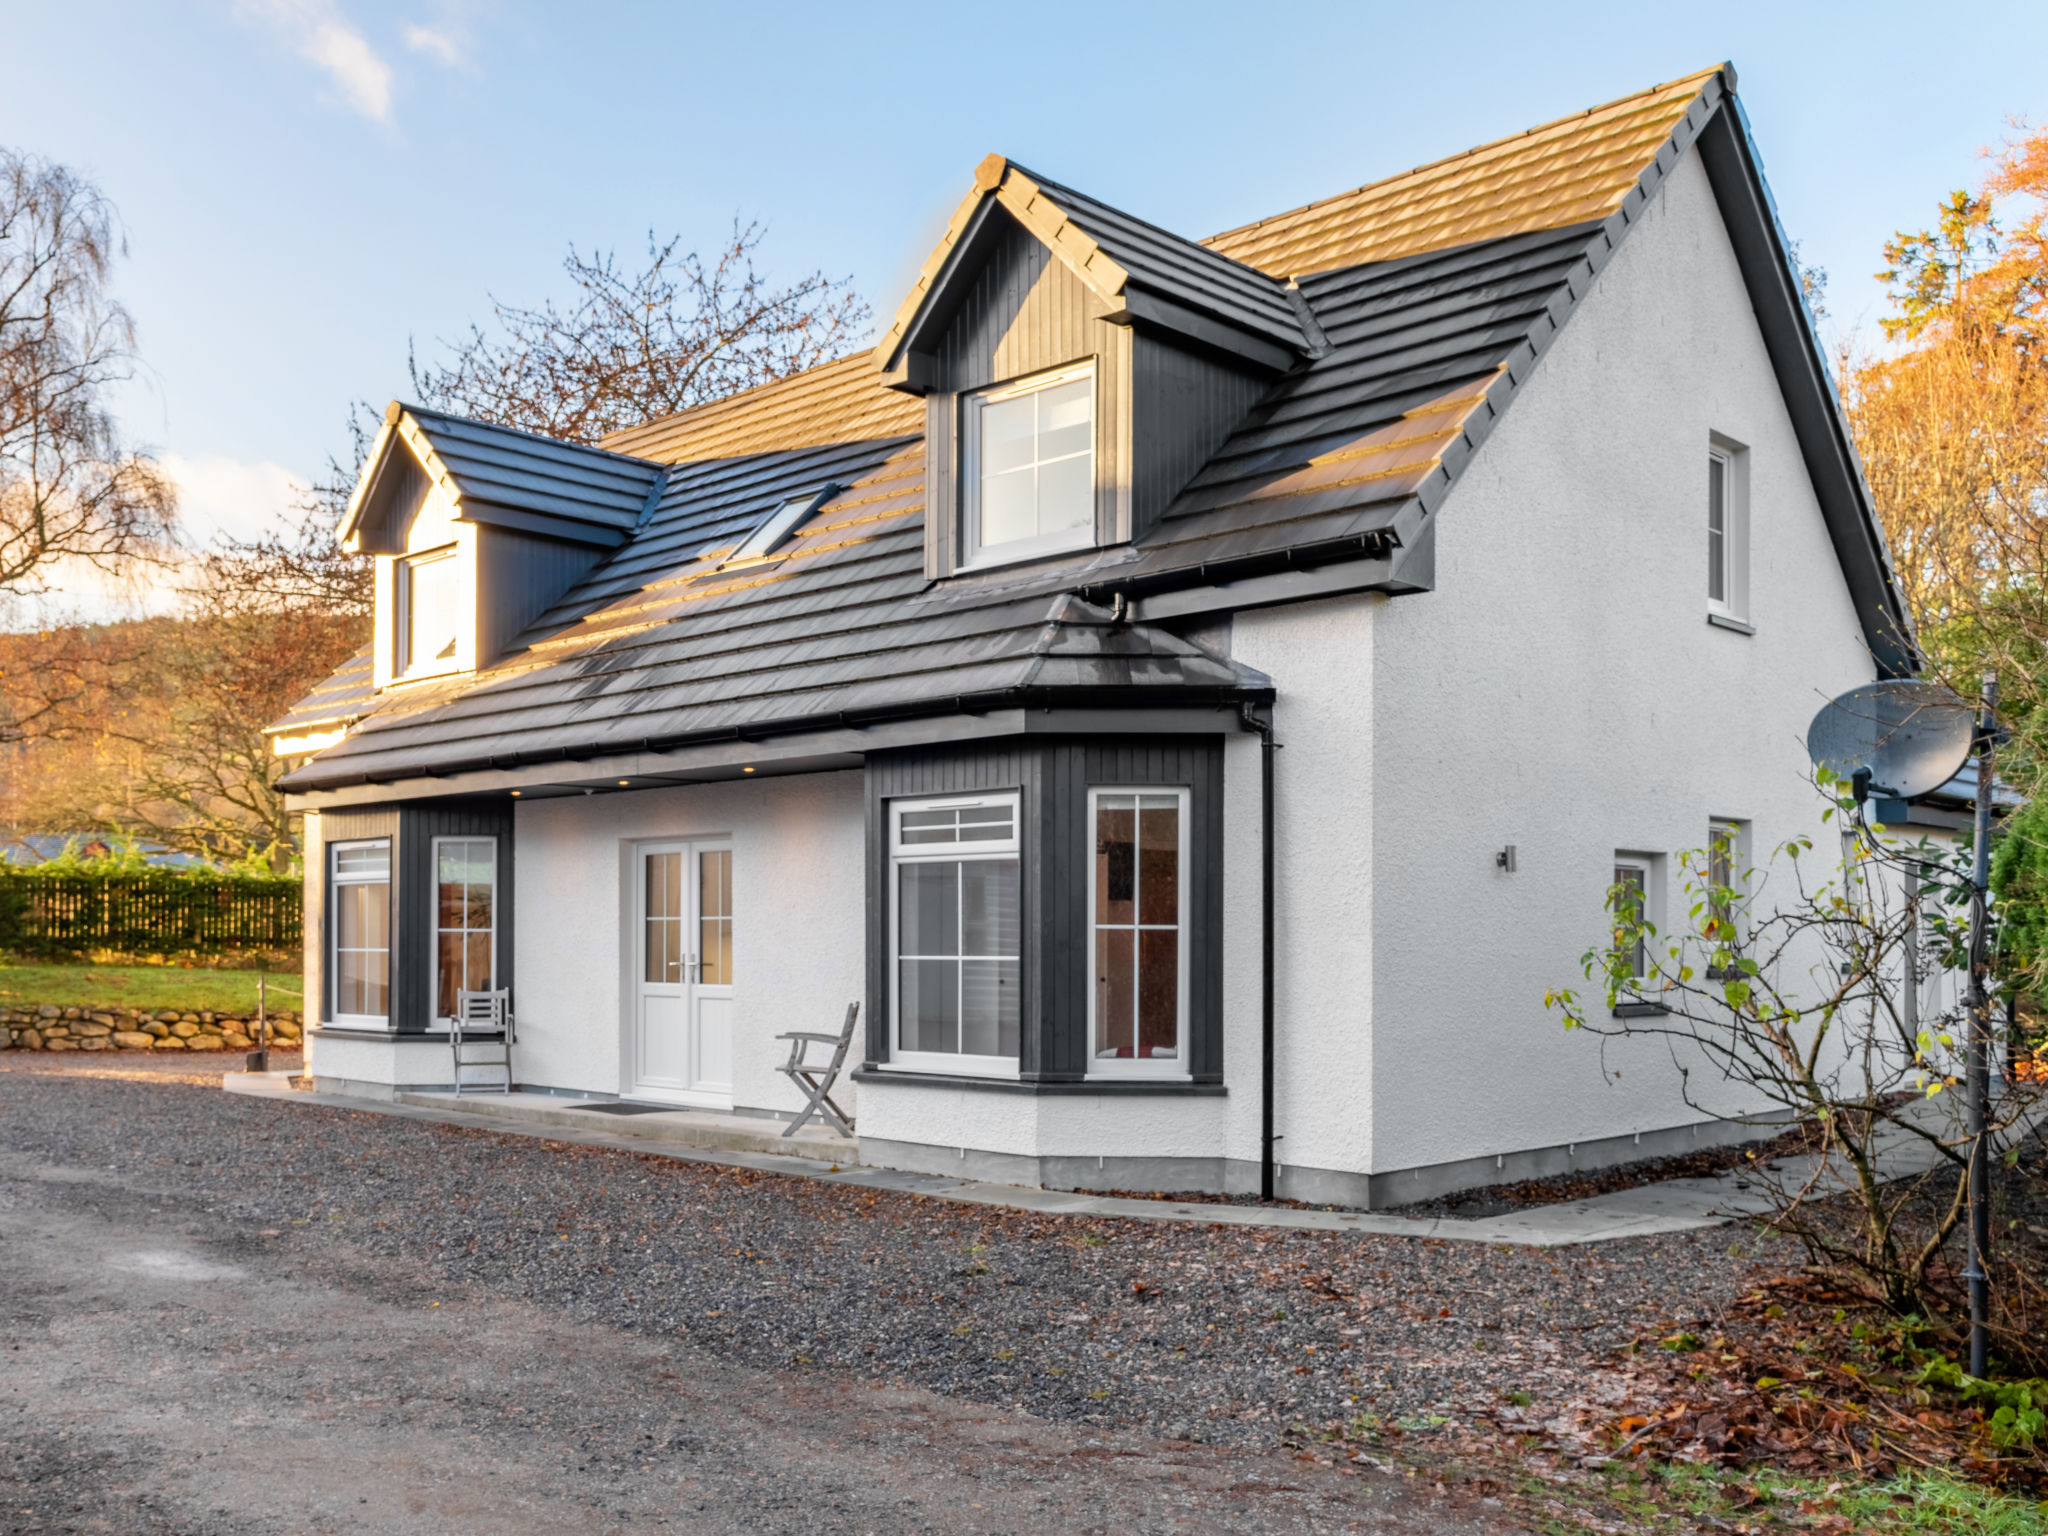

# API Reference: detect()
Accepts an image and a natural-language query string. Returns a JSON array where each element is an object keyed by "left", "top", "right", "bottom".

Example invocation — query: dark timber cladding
[
  {"left": 864, "top": 737, "right": 1224, "bottom": 1083},
  {"left": 320, "top": 799, "right": 513, "bottom": 1032}
]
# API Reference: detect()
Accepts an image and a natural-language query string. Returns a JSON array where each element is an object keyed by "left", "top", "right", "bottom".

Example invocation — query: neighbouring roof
[{"left": 274, "top": 63, "right": 1915, "bottom": 793}]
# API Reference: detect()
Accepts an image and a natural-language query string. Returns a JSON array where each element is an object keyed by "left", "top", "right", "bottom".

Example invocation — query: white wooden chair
[
  {"left": 775, "top": 1002, "right": 858, "bottom": 1138},
  {"left": 451, "top": 988, "right": 514, "bottom": 1095}
]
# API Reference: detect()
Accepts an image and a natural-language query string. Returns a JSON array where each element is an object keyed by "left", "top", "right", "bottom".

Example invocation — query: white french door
[{"left": 633, "top": 841, "right": 734, "bottom": 1108}]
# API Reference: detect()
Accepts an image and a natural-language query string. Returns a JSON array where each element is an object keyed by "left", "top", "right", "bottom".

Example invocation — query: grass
[
  {"left": 0, "top": 962, "right": 304, "bottom": 1016},
  {"left": 1609, "top": 1461, "right": 2048, "bottom": 1534}
]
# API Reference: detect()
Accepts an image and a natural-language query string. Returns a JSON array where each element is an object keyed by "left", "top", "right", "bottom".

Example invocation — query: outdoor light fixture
[
  {"left": 742, "top": 766, "right": 756, "bottom": 773},
  {"left": 510, "top": 790, "right": 522, "bottom": 797},
  {"left": 618, "top": 779, "right": 629, "bottom": 786}
]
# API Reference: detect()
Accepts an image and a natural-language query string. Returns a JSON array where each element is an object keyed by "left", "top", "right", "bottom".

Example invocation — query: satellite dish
[{"left": 1805, "top": 679, "right": 1976, "bottom": 800}]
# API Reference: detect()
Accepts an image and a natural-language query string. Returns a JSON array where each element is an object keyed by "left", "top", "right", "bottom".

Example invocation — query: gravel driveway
[{"left": 0, "top": 1060, "right": 1771, "bottom": 1533}]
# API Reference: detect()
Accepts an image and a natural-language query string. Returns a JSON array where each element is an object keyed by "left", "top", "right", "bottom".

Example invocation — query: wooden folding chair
[
  {"left": 451, "top": 988, "right": 514, "bottom": 1095},
  {"left": 775, "top": 1002, "right": 858, "bottom": 1138}
]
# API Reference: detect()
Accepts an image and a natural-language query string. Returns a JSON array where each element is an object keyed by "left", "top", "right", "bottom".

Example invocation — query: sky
[{"left": 3, "top": 0, "right": 2045, "bottom": 599}]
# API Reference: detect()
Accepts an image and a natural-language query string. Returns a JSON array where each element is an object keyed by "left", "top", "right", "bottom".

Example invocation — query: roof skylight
[{"left": 729, "top": 483, "right": 839, "bottom": 564}]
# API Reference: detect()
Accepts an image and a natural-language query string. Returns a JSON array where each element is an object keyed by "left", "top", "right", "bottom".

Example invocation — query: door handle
[{"left": 686, "top": 953, "right": 699, "bottom": 984}]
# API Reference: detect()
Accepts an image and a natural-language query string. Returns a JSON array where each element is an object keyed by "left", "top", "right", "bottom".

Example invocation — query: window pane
[
  {"left": 1138, "top": 800, "right": 1179, "bottom": 925},
  {"left": 438, "top": 876, "right": 465, "bottom": 929},
  {"left": 900, "top": 958, "right": 960, "bottom": 1053},
  {"left": 700, "top": 849, "right": 730, "bottom": 920},
  {"left": 979, "top": 466, "right": 1036, "bottom": 548},
  {"left": 335, "top": 843, "right": 389, "bottom": 877},
  {"left": 980, "top": 393, "right": 1037, "bottom": 475},
  {"left": 960, "top": 959, "right": 1018, "bottom": 1057},
  {"left": 467, "top": 931, "right": 492, "bottom": 994},
  {"left": 406, "top": 553, "right": 459, "bottom": 669},
  {"left": 437, "top": 932, "right": 462, "bottom": 1019},
  {"left": 1707, "top": 457, "right": 1727, "bottom": 603},
  {"left": 960, "top": 857, "right": 1019, "bottom": 957},
  {"left": 1036, "top": 451, "right": 1093, "bottom": 535},
  {"left": 1614, "top": 866, "right": 1646, "bottom": 978},
  {"left": 899, "top": 862, "right": 960, "bottom": 957},
  {"left": 1037, "top": 378, "right": 1092, "bottom": 460},
  {"left": 1095, "top": 927, "right": 1134, "bottom": 1057},
  {"left": 1096, "top": 800, "right": 1135, "bottom": 924},
  {"left": 1139, "top": 929, "right": 1178, "bottom": 1058},
  {"left": 338, "top": 884, "right": 366, "bottom": 949},
  {"left": 365, "top": 882, "right": 389, "bottom": 947},
  {"left": 700, "top": 917, "right": 732, "bottom": 986},
  {"left": 365, "top": 950, "right": 389, "bottom": 1017}
]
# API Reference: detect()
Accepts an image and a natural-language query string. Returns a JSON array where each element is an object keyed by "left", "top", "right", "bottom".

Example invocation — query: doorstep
[{"left": 390, "top": 1090, "right": 859, "bottom": 1164}]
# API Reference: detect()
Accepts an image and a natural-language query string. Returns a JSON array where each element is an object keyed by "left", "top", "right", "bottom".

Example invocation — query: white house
[{"left": 267, "top": 64, "right": 1920, "bottom": 1207}]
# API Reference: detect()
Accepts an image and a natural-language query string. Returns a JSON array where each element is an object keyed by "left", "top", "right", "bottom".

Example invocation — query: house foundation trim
[{"left": 850, "top": 1068, "right": 1227, "bottom": 1096}]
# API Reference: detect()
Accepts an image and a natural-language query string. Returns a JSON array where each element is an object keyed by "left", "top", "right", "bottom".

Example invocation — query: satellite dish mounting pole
[{"left": 1965, "top": 671, "right": 1997, "bottom": 1379}]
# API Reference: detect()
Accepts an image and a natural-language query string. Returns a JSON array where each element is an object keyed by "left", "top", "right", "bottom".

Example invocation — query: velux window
[
  {"left": 397, "top": 546, "right": 460, "bottom": 678},
  {"left": 962, "top": 362, "right": 1094, "bottom": 568},
  {"left": 433, "top": 838, "right": 496, "bottom": 1021},
  {"left": 331, "top": 840, "right": 391, "bottom": 1023},
  {"left": 1090, "top": 789, "right": 1187, "bottom": 1073},
  {"left": 891, "top": 794, "right": 1021, "bottom": 1073}
]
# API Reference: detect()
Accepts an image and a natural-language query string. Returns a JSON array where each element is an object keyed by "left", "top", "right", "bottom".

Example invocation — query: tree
[
  {"left": 1843, "top": 125, "right": 2048, "bottom": 785},
  {"left": 408, "top": 220, "right": 870, "bottom": 444},
  {"left": 0, "top": 149, "right": 175, "bottom": 612},
  {"left": 1547, "top": 782, "right": 2046, "bottom": 1371}
]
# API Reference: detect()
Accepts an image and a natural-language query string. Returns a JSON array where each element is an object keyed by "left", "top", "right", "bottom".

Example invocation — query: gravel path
[{"left": 0, "top": 1060, "right": 1785, "bottom": 1532}]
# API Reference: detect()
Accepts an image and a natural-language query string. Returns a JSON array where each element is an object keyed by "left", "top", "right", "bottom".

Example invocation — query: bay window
[
  {"left": 331, "top": 839, "right": 391, "bottom": 1024},
  {"left": 1089, "top": 789, "right": 1188, "bottom": 1075},
  {"left": 890, "top": 794, "right": 1021, "bottom": 1073},
  {"left": 433, "top": 837, "right": 496, "bottom": 1021}
]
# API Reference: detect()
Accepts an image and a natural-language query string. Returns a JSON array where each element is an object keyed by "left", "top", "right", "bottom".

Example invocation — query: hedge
[{"left": 0, "top": 868, "right": 302, "bottom": 960}]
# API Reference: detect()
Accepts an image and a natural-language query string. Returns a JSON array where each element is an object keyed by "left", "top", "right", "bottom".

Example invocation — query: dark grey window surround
[
  {"left": 320, "top": 797, "right": 513, "bottom": 1033},
  {"left": 861, "top": 735, "right": 1225, "bottom": 1088}
]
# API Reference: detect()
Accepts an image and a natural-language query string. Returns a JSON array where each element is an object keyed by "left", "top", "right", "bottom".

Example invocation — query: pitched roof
[
  {"left": 1205, "top": 67, "right": 1723, "bottom": 276},
  {"left": 342, "top": 402, "right": 664, "bottom": 551},
  {"left": 276, "top": 63, "right": 1914, "bottom": 792},
  {"left": 877, "top": 154, "right": 1313, "bottom": 379}
]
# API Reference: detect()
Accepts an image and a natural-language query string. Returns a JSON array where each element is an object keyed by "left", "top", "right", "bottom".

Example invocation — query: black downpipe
[{"left": 1242, "top": 702, "right": 1280, "bottom": 1201}]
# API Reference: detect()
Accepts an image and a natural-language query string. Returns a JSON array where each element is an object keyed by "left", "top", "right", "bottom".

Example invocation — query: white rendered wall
[
  {"left": 511, "top": 771, "right": 865, "bottom": 1115},
  {"left": 1362, "top": 146, "right": 1876, "bottom": 1174}
]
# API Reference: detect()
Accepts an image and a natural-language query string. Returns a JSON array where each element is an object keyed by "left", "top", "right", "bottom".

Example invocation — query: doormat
[{"left": 570, "top": 1102, "right": 678, "bottom": 1115}]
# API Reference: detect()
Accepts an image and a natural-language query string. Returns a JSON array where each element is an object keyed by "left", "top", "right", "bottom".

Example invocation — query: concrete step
[{"left": 390, "top": 1091, "right": 860, "bottom": 1164}]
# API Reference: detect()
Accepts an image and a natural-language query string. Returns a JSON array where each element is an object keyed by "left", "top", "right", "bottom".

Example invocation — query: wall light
[
  {"left": 510, "top": 790, "right": 522, "bottom": 797},
  {"left": 742, "top": 766, "right": 756, "bottom": 774},
  {"left": 618, "top": 779, "right": 630, "bottom": 786}
]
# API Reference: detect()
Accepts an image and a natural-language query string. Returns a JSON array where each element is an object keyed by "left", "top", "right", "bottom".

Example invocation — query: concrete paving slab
[{"left": 219, "top": 1071, "right": 1968, "bottom": 1248}]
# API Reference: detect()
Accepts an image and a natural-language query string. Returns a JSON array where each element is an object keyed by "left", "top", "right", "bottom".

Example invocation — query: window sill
[
  {"left": 1611, "top": 1001, "right": 1670, "bottom": 1018},
  {"left": 311, "top": 1024, "right": 455, "bottom": 1042},
  {"left": 852, "top": 1067, "right": 1225, "bottom": 1096},
  {"left": 1706, "top": 612, "right": 1755, "bottom": 636}
]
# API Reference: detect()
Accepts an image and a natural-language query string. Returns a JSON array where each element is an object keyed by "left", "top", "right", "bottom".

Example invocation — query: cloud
[
  {"left": 160, "top": 452, "right": 309, "bottom": 547},
  {"left": 235, "top": 1, "right": 394, "bottom": 121},
  {"left": 402, "top": 23, "right": 469, "bottom": 69}
]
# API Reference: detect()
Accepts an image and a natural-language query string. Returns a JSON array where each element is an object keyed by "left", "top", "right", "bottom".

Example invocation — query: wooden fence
[{"left": 0, "top": 872, "right": 301, "bottom": 959}]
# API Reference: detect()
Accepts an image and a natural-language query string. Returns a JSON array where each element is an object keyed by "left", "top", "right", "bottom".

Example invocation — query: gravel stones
[{"left": 0, "top": 1067, "right": 1775, "bottom": 1456}]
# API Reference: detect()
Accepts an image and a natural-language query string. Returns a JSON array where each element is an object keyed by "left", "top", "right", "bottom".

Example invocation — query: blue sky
[{"left": 3, "top": 0, "right": 2045, "bottom": 574}]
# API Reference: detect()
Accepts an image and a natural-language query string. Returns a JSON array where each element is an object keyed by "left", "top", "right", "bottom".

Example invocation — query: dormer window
[
  {"left": 397, "top": 546, "right": 460, "bottom": 679},
  {"left": 962, "top": 362, "right": 1095, "bottom": 569}
]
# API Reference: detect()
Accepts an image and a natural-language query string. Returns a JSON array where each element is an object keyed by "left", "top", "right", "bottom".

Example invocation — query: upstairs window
[
  {"left": 1706, "top": 438, "right": 1750, "bottom": 627},
  {"left": 397, "top": 546, "right": 460, "bottom": 678},
  {"left": 962, "top": 362, "right": 1095, "bottom": 569}
]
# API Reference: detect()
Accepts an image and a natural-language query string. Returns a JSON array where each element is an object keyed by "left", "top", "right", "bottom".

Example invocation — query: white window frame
[
  {"left": 329, "top": 838, "right": 392, "bottom": 1028},
  {"left": 430, "top": 836, "right": 498, "bottom": 1025},
  {"left": 1706, "top": 436, "right": 1751, "bottom": 624},
  {"left": 396, "top": 544, "right": 461, "bottom": 680},
  {"left": 1086, "top": 786, "right": 1191, "bottom": 1080},
  {"left": 959, "top": 360, "right": 1097, "bottom": 572},
  {"left": 1611, "top": 853, "right": 1656, "bottom": 986},
  {"left": 887, "top": 792, "right": 1023, "bottom": 1078}
]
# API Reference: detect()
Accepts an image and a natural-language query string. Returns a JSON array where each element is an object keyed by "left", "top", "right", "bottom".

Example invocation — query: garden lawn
[{"left": 0, "top": 963, "right": 304, "bottom": 1015}]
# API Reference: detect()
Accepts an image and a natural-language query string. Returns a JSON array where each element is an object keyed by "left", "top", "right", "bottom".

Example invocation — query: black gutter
[
  {"left": 1075, "top": 528, "right": 1400, "bottom": 610},
  {"left": 1241, "top": 700, "right": 1280, "bottom": 1201},
  {"left": 277, "top": 681, "right": 1277, "bottom": 794}
]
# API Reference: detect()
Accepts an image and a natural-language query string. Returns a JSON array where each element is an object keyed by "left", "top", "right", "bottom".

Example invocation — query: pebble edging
[{"left": 3, "top": 1004, "right": 303, "bottom": 1054}]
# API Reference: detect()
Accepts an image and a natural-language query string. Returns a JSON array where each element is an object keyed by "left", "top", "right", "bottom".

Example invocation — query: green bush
[{"left": 0, "top": 841, "right": 299, "bottom": 960}]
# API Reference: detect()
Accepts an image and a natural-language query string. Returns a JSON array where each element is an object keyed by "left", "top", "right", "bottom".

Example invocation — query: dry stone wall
[{"left": 4, "top": 1005, "right": 303, "bottom": 1054}]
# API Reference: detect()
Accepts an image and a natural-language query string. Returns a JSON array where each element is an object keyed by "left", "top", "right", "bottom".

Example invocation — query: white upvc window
[
  {"left": 1088, "top": 788, "right": 1189, "bottom": 1077},
  {"left": 397, "top": 545, "right": 461, "bottom": 679},
  {"left": 961, "top": 361, "right": 1096, "bottom": 570},
  {"left": 1611, "top": 855, "right": 1653, "bottom": 982},
  {"left": 330, "top": 839, "right": 391, "bottom": 1025},
  {"left": 889, "top": 793, "right": 1021, "bottom": 1077},
  {"left": 432, "top": 837, "right": 497, "bottom": 1023},
  {"left": 1706, "top": 437, "right": 1750, "bottom": 624}
]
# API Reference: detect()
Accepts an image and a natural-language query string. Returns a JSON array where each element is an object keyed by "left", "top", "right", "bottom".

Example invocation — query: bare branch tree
[
  {"left": 408, "top": 220, "right": 870, "bottom": 443},
  {"left": 0, "top": 148, "right": 175, "bottom": 600}
]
